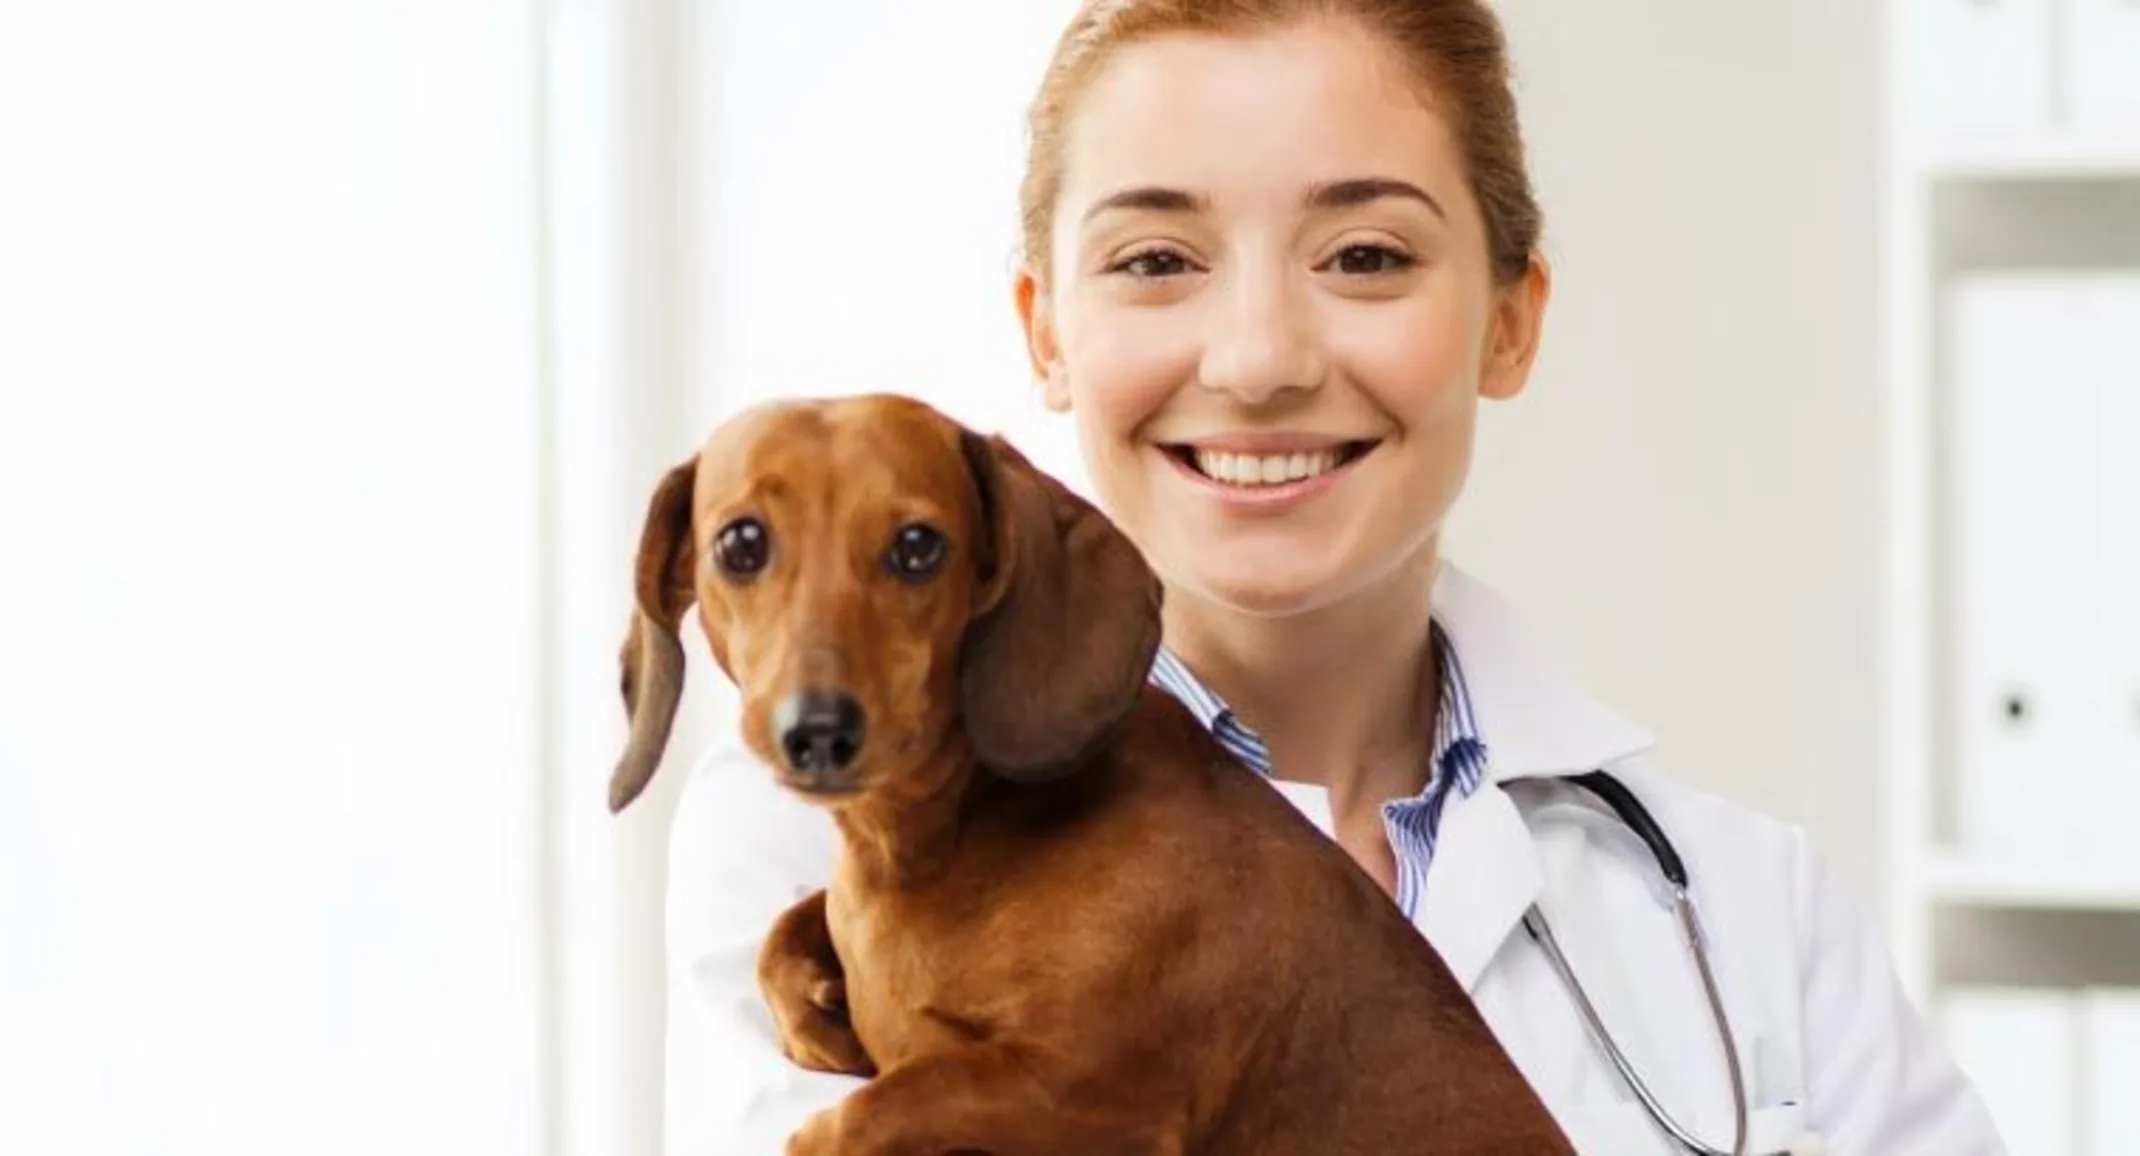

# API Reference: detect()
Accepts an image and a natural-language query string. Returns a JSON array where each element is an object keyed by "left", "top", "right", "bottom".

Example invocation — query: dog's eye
[
  {"left": 712, "top": 517, "right": 771, "bottom": 579},
  {"left": 885, "top": 523, "right": 948, "bottom": 582}
]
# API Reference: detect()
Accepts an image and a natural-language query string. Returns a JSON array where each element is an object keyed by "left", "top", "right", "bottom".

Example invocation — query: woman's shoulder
[
  {"left": 669, "top": 733, "right": 841, "bottom": 874},
  {"left": 1602, "top": 759, "right": 1804, "bottom": 850},
  {"left": 664, "top": 733, "right": 841, "bottom": 967},
  {"left": 1595, "top": 757, "right": 1868, "bottom": 956},
  {"left": 1584, "top": 759, "right": 1828, "bottom": 913}
]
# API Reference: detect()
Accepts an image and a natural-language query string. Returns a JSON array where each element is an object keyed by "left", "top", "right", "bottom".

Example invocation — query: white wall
[
  {"left": 0, "top": 3, "right": 548, "bottom": 1153},
  {"left": 540, "top": 1, "right": 696, "bottom": 1153},
  {"left": 680, "top": 0, "right": 1087, "bottom": 466},
  {"left": 1453, "top": 0, "right": 1887, "bottom": 904}
]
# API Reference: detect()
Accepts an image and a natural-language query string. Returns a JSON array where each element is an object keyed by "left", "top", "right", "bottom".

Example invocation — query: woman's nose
[{"left": 1196, "top": 269, "right": 1325, "bottom": 404}]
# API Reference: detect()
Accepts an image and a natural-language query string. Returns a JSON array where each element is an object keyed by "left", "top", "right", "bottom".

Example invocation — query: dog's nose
[{"left": 775, "top": 691, "right": 865, "bottom": 777}]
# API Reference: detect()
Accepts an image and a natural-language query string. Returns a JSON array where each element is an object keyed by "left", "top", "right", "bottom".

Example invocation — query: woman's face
[{"left": 1018, "top": 17, "right": 1547, "bottom": 620}]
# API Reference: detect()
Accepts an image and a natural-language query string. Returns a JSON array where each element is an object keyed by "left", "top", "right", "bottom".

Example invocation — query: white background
[{"left": 0, "top": 2, "right": 546, "bottom": 1154}]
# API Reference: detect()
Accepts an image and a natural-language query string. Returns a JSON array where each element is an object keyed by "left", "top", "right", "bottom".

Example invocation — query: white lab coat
[{"left": 660, "top": 564, "right": 2007, "bottom": 1155}]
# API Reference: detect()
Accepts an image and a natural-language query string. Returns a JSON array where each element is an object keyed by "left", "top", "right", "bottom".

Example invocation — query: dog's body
[
  {"left": 610, "top": 394, "right": 1575, "bottom": 1155},
  {"left": 813, "top": 687, "right": 1569, "bottom": 1155}
]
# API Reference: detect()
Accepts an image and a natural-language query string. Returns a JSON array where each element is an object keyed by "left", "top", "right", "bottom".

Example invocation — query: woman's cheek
[
  {"left": 1068, "top": 312, "right": 1197, "bottom": 430},
  {"left": 1330, "top": 309, "right": 1472, "bottom": 416}
]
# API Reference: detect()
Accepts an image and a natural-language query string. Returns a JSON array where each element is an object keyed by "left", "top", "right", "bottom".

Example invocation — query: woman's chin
[
  {"left": 1154, "top": 527, "right": 1438, "bottom": 624},
  {"left": 1166, "top": 554, "right": 1354, "bottom": 621}
]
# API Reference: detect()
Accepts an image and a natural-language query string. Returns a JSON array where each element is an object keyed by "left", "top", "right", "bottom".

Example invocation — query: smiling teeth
[{"left": 1193, "top": 449, "right": 1340, "bottom": 486}]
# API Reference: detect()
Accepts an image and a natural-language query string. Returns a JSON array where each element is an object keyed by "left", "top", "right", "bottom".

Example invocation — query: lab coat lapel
[
  {"left": 1414, "top": 563, "right": 1657, "bottom": 992},
  {"left": 1415, "top": 774, "right": 1543, "bottom": 991}
]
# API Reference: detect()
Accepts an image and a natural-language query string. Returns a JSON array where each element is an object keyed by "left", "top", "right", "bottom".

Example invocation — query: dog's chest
[{"left": 826, "top": 870, "right": 1026, "bottom": 1066}]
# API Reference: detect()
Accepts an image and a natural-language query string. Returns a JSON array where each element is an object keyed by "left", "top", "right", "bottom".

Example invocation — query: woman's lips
[{"left": 1158, "top": 440, "right": 1378, "bottom": 514}]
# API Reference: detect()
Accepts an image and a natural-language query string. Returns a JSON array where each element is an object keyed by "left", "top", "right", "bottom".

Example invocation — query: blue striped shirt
[{"left": 1146, "top": 620, "right": 1489, "bottom": 919}]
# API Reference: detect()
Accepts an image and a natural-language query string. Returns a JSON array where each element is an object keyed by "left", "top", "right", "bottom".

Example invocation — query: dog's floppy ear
[
  {"left": 958, "top": 431, "right": 1162, "bottom": 780},
  {"left": 609, "top": 457, "right": 699, "bottom": 813}
]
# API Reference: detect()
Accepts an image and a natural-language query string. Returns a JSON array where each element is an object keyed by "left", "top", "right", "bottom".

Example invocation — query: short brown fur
[{"left": 612, "top": 393, "right": 1574, "bottom": 1154}]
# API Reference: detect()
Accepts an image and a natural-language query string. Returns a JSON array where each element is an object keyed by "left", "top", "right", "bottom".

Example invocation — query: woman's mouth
[{"left": 1162, "top": 440, "right": 1378, "bottom": 488}]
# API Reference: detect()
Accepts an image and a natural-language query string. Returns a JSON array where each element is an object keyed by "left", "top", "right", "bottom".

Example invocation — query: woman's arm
[
  {"left": 1791, "top": 831, "right": 2008, "bottom": 1154},
  {"left": 663, "top": 741, "right": 862, "bottom": 1155}
]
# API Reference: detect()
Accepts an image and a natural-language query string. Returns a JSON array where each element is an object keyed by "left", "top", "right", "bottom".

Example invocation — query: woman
[{"left": 663, "top": 1, "right": 2005, "bottom": 1152}]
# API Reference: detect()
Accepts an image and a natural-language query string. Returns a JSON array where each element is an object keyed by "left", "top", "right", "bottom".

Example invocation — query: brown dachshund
[{"left": 609, "top": 393, "right": 1576, "bottom": 1155}]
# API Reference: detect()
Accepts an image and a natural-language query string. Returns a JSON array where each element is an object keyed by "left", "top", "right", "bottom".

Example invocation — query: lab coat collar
[
  {"left": 1428, "top": 561, "right": 1656, "bottom": 783},
  {"left": 1412, "top": 561, "right": 1658, "bottom": 990},
  {"left": 1236, "top": 562, "right": 1660, "bottom": 991}
]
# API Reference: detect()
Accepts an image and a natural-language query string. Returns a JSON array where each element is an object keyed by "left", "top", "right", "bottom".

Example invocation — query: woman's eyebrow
[
  {"left": 1080, "top": 185, "right": 1208, "bottom": 225},
  {"left": 1306, "top": 177, "right": 1446, "bottom": 221},
  {"left": 1078, "top": 177, "right": 1445, "bottom": 225}
]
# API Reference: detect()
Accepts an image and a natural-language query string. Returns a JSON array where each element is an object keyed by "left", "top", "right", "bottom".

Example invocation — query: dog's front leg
[
  {"left": 758, "top": 888, "right": 875, "bottom": 1078},
  {"left": 785, "top": 1042, "right": 1183, "bottom": 1156}
]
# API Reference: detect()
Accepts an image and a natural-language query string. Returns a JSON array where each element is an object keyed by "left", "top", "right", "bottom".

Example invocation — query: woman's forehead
[{"left": 1056, "top": 21, "right": 1464, "bottom": 211}]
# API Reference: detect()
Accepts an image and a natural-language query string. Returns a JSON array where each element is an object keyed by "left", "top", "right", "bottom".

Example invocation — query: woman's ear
[
  {"left": 1481, "top": 252, "right": 1552, "bottom": 401},
  {"left": 1014, "top": 266, "right": 1072, "bottom": 413}
]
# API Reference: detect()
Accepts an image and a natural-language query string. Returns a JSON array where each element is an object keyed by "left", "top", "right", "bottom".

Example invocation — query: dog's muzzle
[{"left": 775, "top": 690, "right": 866, "bottom": 778}]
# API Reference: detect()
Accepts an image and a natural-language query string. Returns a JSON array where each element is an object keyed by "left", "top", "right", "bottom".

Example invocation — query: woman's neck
[{"left": 1161, "top": 549, "right": 1444, "bottom": 820}]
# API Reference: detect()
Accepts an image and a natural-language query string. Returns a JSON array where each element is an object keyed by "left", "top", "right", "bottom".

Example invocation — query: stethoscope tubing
[{"left": 1524, "top": 771, "right": 1776, "bottom": 1156}]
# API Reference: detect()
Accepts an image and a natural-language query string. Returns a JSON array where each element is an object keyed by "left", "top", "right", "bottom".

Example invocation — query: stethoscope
[{"left": 1517, "top": 770, "right": 1824, "bottom": 1156}]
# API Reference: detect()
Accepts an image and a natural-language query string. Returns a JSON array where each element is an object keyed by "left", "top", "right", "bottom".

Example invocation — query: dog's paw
[
  {"left": 769, "top": 976, "right": 875, "bottom": 1077},
  {"left": 778, "top": 1006, "right": 878, "bottom": 1078},
  {"left": 761, "top": 946, "right": 875, "bottom": 1077}
]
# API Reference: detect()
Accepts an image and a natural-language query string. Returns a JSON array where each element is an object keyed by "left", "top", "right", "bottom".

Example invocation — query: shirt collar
[
  {"left": 1146, "top": 618, "right": 1488, "bottom": 809},
  {"left": 1143, "top": 560, "right": 1657, "bottom": 789},
  {"left": 1147, "top": 646, "right": 1230, "bottom": 735}
]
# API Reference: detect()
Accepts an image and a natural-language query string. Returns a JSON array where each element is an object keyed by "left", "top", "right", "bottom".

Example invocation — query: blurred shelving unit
[
  {"left": 1882, "top": 1, "right": 2140, "bottom": 1151},
  {"left": 1925, "top": 855, "right": 2140, "bottom": 913},
  {"left": 1925, "top": 140, "right": 2140, "bottom": 181}
]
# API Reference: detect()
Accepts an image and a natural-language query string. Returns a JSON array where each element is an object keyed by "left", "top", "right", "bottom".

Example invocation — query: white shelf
[
  {"left": 1918, "top": 135, "right": 2140, "bottom": 182},
  {"left": 1883, "top": 8, "right": 2140, "bottom": 1146},
  {"left": 1880, "top": 0, "right": 2140, "bottom": 1015},
  {"left": 1925, "top": 855, "right": 2140, "bottom": 913}
]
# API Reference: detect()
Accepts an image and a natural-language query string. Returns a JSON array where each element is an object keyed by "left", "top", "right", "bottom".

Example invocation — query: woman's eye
[
  {"left": 1113, "top": 249, "right": 1191, "bottom": 279},
  {"left": 885, "top": 523, "right": 949, "bottom": 582},
  {"left": 1327, "top": 244, "right": 1415, "bottom": 276},
  {"left": 712, "top": 517, "right": 771, "bottom": 580}
]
